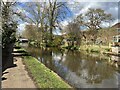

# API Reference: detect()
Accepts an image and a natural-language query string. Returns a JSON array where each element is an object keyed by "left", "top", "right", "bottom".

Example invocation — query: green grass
[
  {"left": 80, "top": 45, "right": 111, "bottom": 54},
  {"left": 22, "top": 56, "right": 72, "bottom": 88}
]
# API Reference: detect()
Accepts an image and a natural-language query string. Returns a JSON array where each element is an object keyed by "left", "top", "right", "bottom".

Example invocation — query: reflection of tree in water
[
  {"left": 24, "top": 46, "right": 42, "bottom": 58},
  {"left": 25, "top": 46, "right": 67, "bottom": 77},
  {"left": 82, "top": 54, "right": 115, "bottom": 84},
  {"left": 63, "top": 51, "right": 83, "bottom": 76},
  {"left": 118, "top": 67, "right": 120, "bottom": 74},
  {"left": 24, "top": 47, "right": 54, "bottom": 69},
  {"left": 61, "top": 51, "right": 116, "bottom": 84},
  {"left": 24, "top": 46, "right": 117, "bottom": 85},
  {"left": 39, "top": 48, "right": 57, "bottom": 71},
  {"left": 51, "top": 48, "right": 69, "bottom": 78}
]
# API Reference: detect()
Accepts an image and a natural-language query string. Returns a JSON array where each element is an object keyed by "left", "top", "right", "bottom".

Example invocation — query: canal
[{"left": 22, "top": 44, "right": 120, "bottom": 88}]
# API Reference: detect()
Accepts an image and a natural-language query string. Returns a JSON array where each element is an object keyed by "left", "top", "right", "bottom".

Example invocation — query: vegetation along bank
[{"left": 16, "top": 48, "right": 72, "bottom": 88}]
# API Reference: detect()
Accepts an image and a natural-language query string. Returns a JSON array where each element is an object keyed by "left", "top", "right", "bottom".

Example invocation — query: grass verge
[
  {"left": 80, "top": 45, "right": 111, "bottom": 54},
  {"left": 22, "top": 56, "right": 72, "bottom": 88}
]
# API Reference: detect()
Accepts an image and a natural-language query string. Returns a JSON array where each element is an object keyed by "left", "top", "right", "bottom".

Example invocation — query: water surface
[{"left": 22, "top": 45, "right": 120, "bottom": 88}]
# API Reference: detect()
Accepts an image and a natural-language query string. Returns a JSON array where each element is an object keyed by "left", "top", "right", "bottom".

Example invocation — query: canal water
[{"left": 22, "top": 44, "right": 120, "bottom": 88}]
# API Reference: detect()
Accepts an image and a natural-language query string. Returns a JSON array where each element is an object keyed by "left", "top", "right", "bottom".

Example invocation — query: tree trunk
[
  {"left": 2, "top": 43, "right": 15, "bottom": 72},
  {"left": 50, "top": 26, "right": 53, "bottom": 42}
]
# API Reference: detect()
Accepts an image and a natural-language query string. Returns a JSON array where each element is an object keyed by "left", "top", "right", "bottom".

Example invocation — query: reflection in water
[{"left": 22, "top": 45, "right": 119, "bottom": 88}]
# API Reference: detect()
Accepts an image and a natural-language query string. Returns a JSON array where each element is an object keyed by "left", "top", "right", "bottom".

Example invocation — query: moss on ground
[{"left": 22, "top": 56, "right": 72, "bottom": 88}]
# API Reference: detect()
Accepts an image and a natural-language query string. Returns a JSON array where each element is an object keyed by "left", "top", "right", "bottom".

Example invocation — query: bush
[
  {"left": 105, "top": 48, "right": 111, "bottom": 52},
  {"left": 90, "top": 49, "right": 100, "bottom": 53}
]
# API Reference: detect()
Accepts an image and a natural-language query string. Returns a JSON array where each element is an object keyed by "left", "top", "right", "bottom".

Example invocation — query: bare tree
[
  {"left": 84, "top": 8, "right": 113, "bottom": 43},
  {"left": 46, "top": 0, "right": 69, "bottom": 42},
  {"left": 64, "top": 22, "right": 81, "bottom": 47},
  {"left": 16, "top": 1, "right": 69, "bottom": 45},
  {"left": 85, "top": 8, "right": 113, "bottom": 30},
  {"left": 15, "top": 2, "right": 48, "bottom": 43},
  {"left": 74, "top": 14, "right": 84, "bottom": 26}
]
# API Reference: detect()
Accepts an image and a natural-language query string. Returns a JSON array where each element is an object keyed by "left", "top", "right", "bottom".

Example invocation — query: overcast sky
[{"left": 17, "top": 1, "right": 119, "bottom": 34}]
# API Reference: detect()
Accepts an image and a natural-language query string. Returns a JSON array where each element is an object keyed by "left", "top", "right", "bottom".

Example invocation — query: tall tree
[
  {"left": 2, "top": 1, "right": 18, "bottom": 71},
  {"left": 85, "top": 8, "right": 113, "bottom": 30},
  {"left": 84, "top": 8, "right": 113, "bottom": 43},
  {"left": 64, "top": 22, "right": 81, "bottom": 47},
  {"left": 16, "top": 2, "right": 47, "bottom": 43},
  {"left": 2, "top": 1, "right": 17, "bottom": 48},
  {"left": 22, "top": 24, "right": 38, "bottom": 41},
  {"left": 16, "top": 1, "right": 69, "bottom": 45},
  {"left": 74, "top": 14, "right": 84, "bottom": 26},
  {"left": 47, "top": 0, "right": 68, "bottom": 42}
]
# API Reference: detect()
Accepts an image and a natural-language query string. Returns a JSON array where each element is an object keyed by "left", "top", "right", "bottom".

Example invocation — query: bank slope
[{"left": 23, "top": 56, "right": 72, "bottom": 88}]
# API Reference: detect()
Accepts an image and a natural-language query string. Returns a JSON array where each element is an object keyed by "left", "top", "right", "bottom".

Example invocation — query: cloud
[
  {"left": 17, "top": 22, "right": 28, "bottom": 32},
  {"left": 74, "top": 0, "right": 119, "bottom": 2},
  {"left": 61, "top": 20, "right": 69, "bottom": 26},
  {"left": 3, "top": 0, "right": 30, "bottom": 2},
  {"left": 111, "top": 19, "right": 119, "bottom": 26},
  {"left": 3, "top": 0, "right": 120, "bottom": 2},
  {"left": 64, "top": 2, "right": 119, "bottom": 27},
  {"left": 60, "top": 17, "right": 73, "bottom": 27},
  {"left": 75, "top": 2, "right": 98, "bottom": 16},
  {"left": 16, "top": 1, "right": 119, "bottom": 31},
  {"left": 74, "top": 2, "right": 118, "bottom": 17}
]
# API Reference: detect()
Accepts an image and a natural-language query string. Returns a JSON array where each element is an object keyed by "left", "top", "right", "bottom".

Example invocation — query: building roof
[{"left": 112, "top": 22, "right": 120, "bottom": 28}]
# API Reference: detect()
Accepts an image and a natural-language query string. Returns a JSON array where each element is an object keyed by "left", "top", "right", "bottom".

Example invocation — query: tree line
[
  {"left": 18, "top": 1, "right": 70, "bottom": 46},
  {"left": 63, "top": 8, "right": 113, "bottom": 47},
  {"left": 2, "top": 0, "right": 114, "bottom": 49},
  {"left": 21, "top": 5, "right": 113, "bottom": 47}
]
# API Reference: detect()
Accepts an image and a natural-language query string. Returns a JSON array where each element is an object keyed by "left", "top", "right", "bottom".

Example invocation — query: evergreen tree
[{"left": 2, "top": 2, "right": 17, "bottom": 48}]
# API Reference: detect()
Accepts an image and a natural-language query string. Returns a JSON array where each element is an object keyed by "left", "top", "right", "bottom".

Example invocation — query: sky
[
  {"left": 61, "top": 2, "right": 119, "bottom": 27},
  {"left": 3, "top": 0, "right": 120, "bottom": 2},
  {"left": 16, "top": 1, "right": 119, "bottom": 35}
]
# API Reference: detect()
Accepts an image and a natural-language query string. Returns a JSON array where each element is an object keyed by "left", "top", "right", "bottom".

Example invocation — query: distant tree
[
  {"left": 84, "top": 8, "right": 113, "bottom": 43},
  {"left": 51, "top": 35, "right": 63, "bottom": 46},
  {"left": 85, "top": 8, "right": 113, "bottom": 30},
  {"left": 74, "top": 14, "right": 84, "bottom": 26},
  {"left": 22, "top": 24, "right": 37, "bottom": 40},
  {"left": 64, "top": 22, "right": 81, "bottom": 47},
  {"left": 15, "top": 2, "right": 47, "bottom": 43},
  {"left": 63, "top": 14, "right": 84, "bottom": 47},
  {"left": 16, "top": 1, "right": 70, "bottom": 45},
  {"left": 46, "top": 0, "right": 69, "bottom": 42},
  {"left": 97, "top": 27, "right": 118, "bottom": 45}
]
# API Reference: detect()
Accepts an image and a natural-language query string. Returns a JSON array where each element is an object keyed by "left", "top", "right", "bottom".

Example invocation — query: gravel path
[{"left": 2, "top": 57, "right": 37, "bottom": 89}]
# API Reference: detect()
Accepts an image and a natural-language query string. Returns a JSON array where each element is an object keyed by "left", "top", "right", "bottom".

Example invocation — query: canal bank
[
  {"left": 21, "top": 44, "right": 120, "bottom": 88},
  {"left": 2, "top": 47, "right": 72, "bottom": 89},
  {"left": 79, "top": 45, "right": 111, "bottom": 54},
  {"left": 15, "top": 47, "right": 72, "bottom": 88},
  {"left": 22, "top": 56, "right": 72, "bottom": 88}
]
